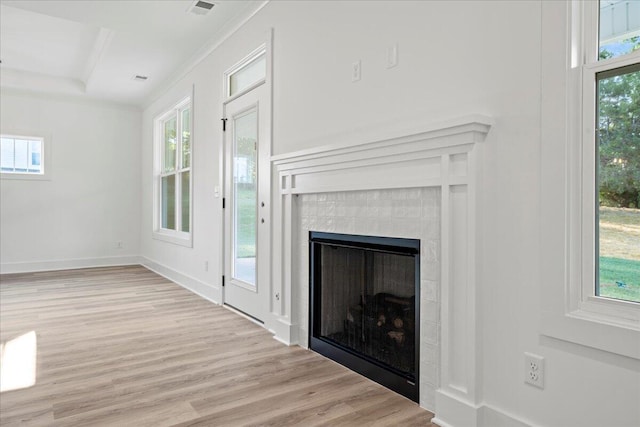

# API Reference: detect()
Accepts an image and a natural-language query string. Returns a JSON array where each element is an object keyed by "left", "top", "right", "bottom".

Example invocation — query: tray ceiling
[{"left": 0, "top": 0, "right": 266, "bottom": 106}]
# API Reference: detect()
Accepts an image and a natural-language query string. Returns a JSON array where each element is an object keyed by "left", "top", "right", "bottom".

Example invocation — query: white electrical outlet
[
  {"left": 204, "top": 261, "right": 209, "bottom": 272},
  {"left": 116, "top": 241, "right": 124, "bottom": 249},
  {"left": 524, "top": 352, "right": 545, "bottom": 389}
]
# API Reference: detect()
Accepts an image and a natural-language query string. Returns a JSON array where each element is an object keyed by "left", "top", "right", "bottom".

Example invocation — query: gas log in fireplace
[{"left": 309, "top": 231, "right": 420, "bottom": 402}]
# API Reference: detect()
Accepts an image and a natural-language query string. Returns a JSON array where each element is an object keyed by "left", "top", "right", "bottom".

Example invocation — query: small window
[
  {"left": 153, "top": 97, "right": 192, "bottom": 246},
  {"left": 226, "top": 47, "right": 266, "bottom": 98},
  {"left": 1, "top": 134, "right": 49, "bottom": 180}
]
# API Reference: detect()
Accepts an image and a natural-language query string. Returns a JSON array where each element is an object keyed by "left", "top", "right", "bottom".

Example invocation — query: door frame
[{"left": 220, "top": 30, "right": 273, "bottom": 322}]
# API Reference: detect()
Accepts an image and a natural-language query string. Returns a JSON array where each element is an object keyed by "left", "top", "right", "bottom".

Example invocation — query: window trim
[
  {"left": 152, "top": 94, "right": 193, "bottom": 247},
  {"left": 0, "top": 131, "right": 52, "bottom": 181},
  {"left": 540, "top": 0, "right": 639, "bottom": 360}
]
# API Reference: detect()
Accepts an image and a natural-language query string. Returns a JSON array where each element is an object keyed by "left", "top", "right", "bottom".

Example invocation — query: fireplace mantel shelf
[
  {"left": 272, "top": 114, "right": 492, "bottom": 168},
  {"left": 272, "top": 115, "right": 492, "bottom": 195}
]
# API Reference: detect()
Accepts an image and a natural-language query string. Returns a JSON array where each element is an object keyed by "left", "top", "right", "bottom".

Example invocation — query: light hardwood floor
[{"left": 0, "top": 266, "right": 435, "bottom": 426}]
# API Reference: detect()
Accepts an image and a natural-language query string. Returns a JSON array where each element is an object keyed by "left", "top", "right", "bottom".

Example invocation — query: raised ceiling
[{"left": 0, "top": 0, "right": 266, "bottom": 106}]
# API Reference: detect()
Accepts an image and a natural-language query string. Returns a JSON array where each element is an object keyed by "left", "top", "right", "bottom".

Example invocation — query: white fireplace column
[{"left": 267, "top": 115, "right": 492, "bottom": 423}]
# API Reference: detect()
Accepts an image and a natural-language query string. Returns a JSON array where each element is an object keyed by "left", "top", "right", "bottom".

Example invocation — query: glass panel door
[{"left": 232, "top": 109, "right": 258, "bottom": 286}]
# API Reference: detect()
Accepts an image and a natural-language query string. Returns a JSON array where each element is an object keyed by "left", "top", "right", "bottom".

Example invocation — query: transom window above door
[{"left": 225, "top": 45, "right": 266, "bottom": 99}]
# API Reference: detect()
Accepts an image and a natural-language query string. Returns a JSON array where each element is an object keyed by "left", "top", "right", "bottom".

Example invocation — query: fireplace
[
  {"left": 309, "top": 231, "right": 420, "bottom": 402},
  {"left": 273, "top": 117, "right": 491, "bottom": 416}
]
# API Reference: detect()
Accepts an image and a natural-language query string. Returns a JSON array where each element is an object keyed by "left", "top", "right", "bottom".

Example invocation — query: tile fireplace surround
[
  {"left": 301, "top": 188, "right": 439, "bottom": 405},
  {"left": 269, "top": 115, "right": 492, "bottom": 422}
]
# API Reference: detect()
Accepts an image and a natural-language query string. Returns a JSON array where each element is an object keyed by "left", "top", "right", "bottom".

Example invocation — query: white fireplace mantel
[
  {"left": 267, "top": 114, "right": 492, "bottom": 425},
  {"left": 272, "top": 114, "right": 492, "bottom": 194}
]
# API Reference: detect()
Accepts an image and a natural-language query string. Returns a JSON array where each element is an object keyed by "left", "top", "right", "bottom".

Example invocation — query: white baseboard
[
  {"left": 1, "top": 254, "right": 222, "bottom": 321},
  {"left": 265, "top": 316, "right": 298, "bottom": 346},
  {"left": 479, "top": 404, "right": 533, "bottom": 427},
  {"left": 433, "top": 390, "right": 533, "bottom": 427},
  {"left": 431, "top": 416, "right": 455, "bottom": 427},
  {"left": 0, "top": 255, "right": 143, "bottom": 274},
  {"left": 434, "top": 390, "right": 482, "bottom": 427},
  {"left": 140, "top": 256, "right": 220, "bottom": 305}
]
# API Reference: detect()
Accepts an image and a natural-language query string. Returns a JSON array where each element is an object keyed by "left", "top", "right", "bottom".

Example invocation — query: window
[
  {"left": 153, "top": 97, "right": 192, "bottom": 245},
  {"left": 540, "top": 0, "right": 639, "bottom": 359},
  {"left": 1, "top": 134, "right": 50, "bottom": 180},
  {"left": 225, "top": 45, "right": 266, "bottom": 99},
  {"left": 598, "top": 0, "right": 640, "bottom": 59},
  {"left": 583, "top": 1, "right": 640, "bottom": 305},
  {"left": 595, "top": 64, "right": 640, "bottom": 303}
]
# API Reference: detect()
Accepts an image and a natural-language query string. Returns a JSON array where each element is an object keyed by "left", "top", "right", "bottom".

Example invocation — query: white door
[{"left": 223, "top": 84, "right": 269, "bottom": 321}]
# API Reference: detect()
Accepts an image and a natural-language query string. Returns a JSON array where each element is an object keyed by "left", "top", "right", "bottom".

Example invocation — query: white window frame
[
  {"left": 540, "top": 0, "right": 639, "bottom": 360},
  {"left": 0, "top": 132, "right": 51, "bottom": 181},
  {"left": 152, "top": 95, "right": 193, "bottom": 247},
  {"left": 223, "top": 44, "right": 267, "bottom": 102},
  {"left": 580, "top": 58, "right": 640, "bottom": 319}
]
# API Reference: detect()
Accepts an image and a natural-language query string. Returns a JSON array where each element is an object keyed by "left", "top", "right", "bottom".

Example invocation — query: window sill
[
  {"left": 152, "top": 230, "right": 193, "bottom": 248},
  {"left": 541, "top": 303, "right": 640, "bottom": 360},
  {"left": 1, "top": 173, "right": 51, "bottom": 181},
  {"left": 580, "top": 296, "right": 640, "bottom": 326}
]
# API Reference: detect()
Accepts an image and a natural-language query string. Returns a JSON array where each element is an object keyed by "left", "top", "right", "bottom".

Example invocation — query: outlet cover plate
[{"left": 524, "top": 352, "right": 544, "bottom": 389}]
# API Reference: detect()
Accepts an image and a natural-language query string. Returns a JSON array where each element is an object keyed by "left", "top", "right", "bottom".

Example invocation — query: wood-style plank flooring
[{"left": 0, "top": 266, "right": 435, "bottom": 426}]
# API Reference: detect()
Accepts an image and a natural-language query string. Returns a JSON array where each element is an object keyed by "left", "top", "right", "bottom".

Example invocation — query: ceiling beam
[{"left": 82, "top": 27, "right": 115, "bottom": 91}]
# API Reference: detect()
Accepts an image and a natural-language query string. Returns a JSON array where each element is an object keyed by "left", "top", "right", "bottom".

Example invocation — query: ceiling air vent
[{"left": 188, "top": 0, "right": 215, "bottom": 16}]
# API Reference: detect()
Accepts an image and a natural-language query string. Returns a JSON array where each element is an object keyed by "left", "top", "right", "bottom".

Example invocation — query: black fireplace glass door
[{"left": 310, "top": 232, "right": 419, "bottom": 401}]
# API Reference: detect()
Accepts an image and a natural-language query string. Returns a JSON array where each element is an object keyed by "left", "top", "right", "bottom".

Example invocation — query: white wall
[
  {"left": 141, "top": 1, "right": 639, "bottom": 426},
  {"left": 0, "top": 90, "right": 141, "bottom": 272}
]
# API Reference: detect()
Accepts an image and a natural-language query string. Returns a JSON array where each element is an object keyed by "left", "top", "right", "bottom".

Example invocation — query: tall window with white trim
[
  {"left": 540, "top": 0, "right": 639, "bottom": 360},
  {"left": 154, "top": 98, "right": 192, "bottom": 244},
  {"left": 588, "top": 1, "right": 640, "bottom": 303}
]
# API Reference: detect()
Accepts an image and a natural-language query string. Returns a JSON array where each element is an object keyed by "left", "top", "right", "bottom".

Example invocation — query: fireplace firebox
[{"left": 309, "top": 231, "right": 420, "bottom": 402}]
